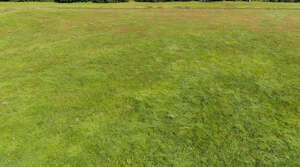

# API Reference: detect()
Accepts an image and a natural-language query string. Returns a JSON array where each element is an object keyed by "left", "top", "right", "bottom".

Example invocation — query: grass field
[
  {"left": 1, "top": 2, "right": 300, "bottom": 167},
  {"left": 1, "top": 1, "right": 300, "bottom": 9}
]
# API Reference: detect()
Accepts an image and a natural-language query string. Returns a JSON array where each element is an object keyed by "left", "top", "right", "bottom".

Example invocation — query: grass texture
[{"left": 0, "top": 2, "right": 300, "bottom": 167}]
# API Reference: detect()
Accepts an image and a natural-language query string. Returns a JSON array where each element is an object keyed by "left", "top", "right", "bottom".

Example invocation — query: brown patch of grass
[
  {"left": 55, "top": 21, "right": 72, "bottom": 31},
  {"left": 114, "top": 25, "right": 147, "bottom": 35},
  {"left": 276, "top": 14, "right": 300, "bottom": 33},
  {"left": 0, "top": 9, "right": 15, "bottom": 14}
]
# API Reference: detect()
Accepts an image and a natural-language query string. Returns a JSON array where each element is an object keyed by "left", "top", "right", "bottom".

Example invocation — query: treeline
[
  {"left": 53, "top": 0, "right": 128, "bottom": 3},
  {"left": 0, "top": 0, "right": 299, "bottom": 3},
  {"left": 0, "top": 0, "right": 129, "bottom": 2},
  {"left": 135, "top": 0, "right": 300, "bottom": 2}
]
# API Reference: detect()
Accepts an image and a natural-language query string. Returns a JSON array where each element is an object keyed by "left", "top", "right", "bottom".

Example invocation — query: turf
[
  {"left": 1, "top": 1, "right": 300, "bottom": 9},
  {"left": 0, "top": 2, "right": 300, "bottom": 167}
]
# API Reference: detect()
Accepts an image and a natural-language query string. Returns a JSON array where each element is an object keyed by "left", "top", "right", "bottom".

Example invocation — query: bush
[
  {"left": 135, "top": 0, "right": 299, "bottom": 2},
  {"left": 134, "top": 0, "right": 182, "bottom": 1},
  {"left": 0, "top": 0, "right": 53, "bottom": 1},
  {"left": 134, "top": 0, "right": 201, "bottom": 2},
  {"left": 54, "top": 0, "right": 88, "bottom": 3},
  {"left": 92, "top": 0, "right": 129, "bottom": 3}
]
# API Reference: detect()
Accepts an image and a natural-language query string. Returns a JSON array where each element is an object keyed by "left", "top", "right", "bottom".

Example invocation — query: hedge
[
  {"left": 0, "top": 0, "right": 128, "bottom": 2},
  {"left": 0, "top": 0, "right": 53, "bottom": 1},
  {"left": 54, "top": 0, "right": 128, "bottom": 2},
  {"left": 134, "top": 0, "right": 299, "bottom": 2},
  {"left": 92, "top": 0, "right": 129, "bottom": 3},
  {"left": 54, "top": 0, "right": 88, "bottom": 3},
  {"left": 135, "top": 0, "right": 192, "bottom": 1}
]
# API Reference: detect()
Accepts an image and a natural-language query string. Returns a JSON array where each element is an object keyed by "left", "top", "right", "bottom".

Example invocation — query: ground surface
[
  {"left": 0, "top": 2, "right": 300, "bottom": 167},
  {"left": 1, "top": 1, "right": 300, "bottom": 9}
]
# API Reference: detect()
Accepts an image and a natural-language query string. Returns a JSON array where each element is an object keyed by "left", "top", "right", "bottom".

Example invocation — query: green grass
[
  {"left": 0, "top": 1, "right": 300, "bottom": 9},
  {"left": 1, "top": 2, "right": 300, "bottom": 167}
]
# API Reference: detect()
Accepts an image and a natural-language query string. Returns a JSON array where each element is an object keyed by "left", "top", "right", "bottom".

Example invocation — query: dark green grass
[{"left": 0, "top": 4, "right": 300, "bottom": 167}]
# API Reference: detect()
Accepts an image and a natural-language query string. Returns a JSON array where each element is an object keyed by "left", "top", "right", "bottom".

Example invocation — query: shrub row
[
  {"left": 0, "top": 0, "right": 53, "bottom": 1},
  {"left": 0, "top": 0, "right": 125, "bottom": 1},
  {"left": 54, "top": 0, "right": 128, "bottom": 2},
  {"left": 92, "top": 0, "right": 128, "bottom": 3},
  {"left": 0, "top": 0, "right": 299, "bottom": 3},
  {"left": 135, "top": 0, "right": 192, "bottom": 2},
  {"left": 54, "top": 0, "right": 87, "bottom": 3},
  {"left": 135, "top": 0, "right": 299, "bottom": 2}
]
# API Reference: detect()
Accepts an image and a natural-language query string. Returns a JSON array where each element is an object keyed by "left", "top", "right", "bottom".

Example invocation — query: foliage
[
  {"left": 4, "top": 0, "right": 53, "bottom": 1},
  {"left": 92, "top": 0, "right": 129, "bottom": 3},
  {"left": 134, "top": 0, "right": 300, "bottom": 2},
  {"left": 54, "top": 0, "right": 88, "bottom": 3}
]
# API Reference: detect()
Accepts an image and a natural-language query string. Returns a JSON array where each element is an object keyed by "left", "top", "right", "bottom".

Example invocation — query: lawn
[
  {"left": 1, "top": 1, "right": 300, "bottom": 9},
  {"left": 0, "top": 2, "right": 300, "bottom": 167}
]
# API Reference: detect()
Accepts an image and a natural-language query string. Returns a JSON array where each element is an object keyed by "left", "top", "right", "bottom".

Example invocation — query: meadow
[{"left": 0, "top": 2, "right": 300, "bottom": 167}]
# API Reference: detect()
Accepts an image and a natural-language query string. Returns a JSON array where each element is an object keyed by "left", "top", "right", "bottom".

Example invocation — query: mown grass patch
[
  {"left": 0, "top": 4, "right": 300, "bottom": 167},
  {"left": 1, "top": 1, "right": 300, "bottom": 10}
]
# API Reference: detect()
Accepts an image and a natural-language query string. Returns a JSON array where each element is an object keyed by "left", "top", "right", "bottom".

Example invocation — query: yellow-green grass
[
  {"left": 0, "top": 1, "right": 300, "bottom": 10},
  {"left": 0, "top": 3, "right": 300, "bottom": 167}
]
